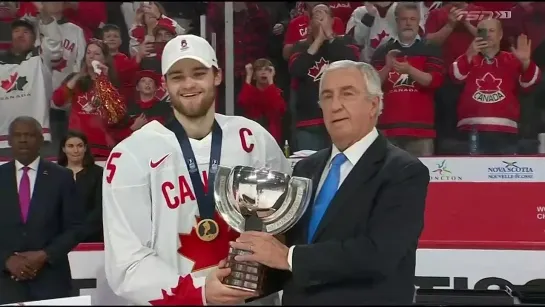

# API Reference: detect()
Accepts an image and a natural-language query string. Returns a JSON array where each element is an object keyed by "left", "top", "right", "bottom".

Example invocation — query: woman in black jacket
[{"left": 57, "top": 130, "right": 104, "bottom": 243}]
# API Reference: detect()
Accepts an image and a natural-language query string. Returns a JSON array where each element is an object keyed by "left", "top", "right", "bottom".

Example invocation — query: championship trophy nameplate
[{"left": 214, "top": 166, "right": 312, "bottom": 293}]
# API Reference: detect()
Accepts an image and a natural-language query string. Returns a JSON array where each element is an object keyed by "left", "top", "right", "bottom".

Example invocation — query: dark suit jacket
[
  {"left": 0, "top": 159, "right": 85, "bottom": 304},
  {"left": 265, "top": 134, "right": 430, "bottom": 305},
  {"left": 74, "top": 164, "right": 104, "bottom": 242}
]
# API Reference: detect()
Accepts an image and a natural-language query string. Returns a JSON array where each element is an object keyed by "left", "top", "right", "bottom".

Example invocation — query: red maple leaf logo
[
  {"left": 52, "top": 58, "right": 67, "bottom": 72},
  {"left": 476, "top": 73, "right": 502, "bottom": 93},
  {"left": 370, "top": 30, "right": 389, "bottom": 49},
  {"left": 178, "top": 212, "right": 239, "bottom": 272},
  {"left": 148, "top": 275, "right": 203, "bottom": 305},
  {"left": 307, "top": 57, "right": 329, "bottom": 82},
  {"left": 1, "top": 72, "right": 18, "bottom": 91}
]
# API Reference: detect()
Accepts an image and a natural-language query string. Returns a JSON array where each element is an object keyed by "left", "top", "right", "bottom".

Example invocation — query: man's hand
[
  {"left": 230, "top": 231, "right": 290, "bottom": 271},
  {"left": 365, "top": 2, "right": 378, "bottom": 16},
  {"left": 137, "top": 42, "right": 154, "bottom": 61},
  {"left": 272, "top": 23, "right": 284, "bottom": 35},
  {"left": 512, "top": 34, "right": 532, "bottom": 68},
  {"left": 392, "top": 56, "right": 412, "bottom": 74},
  {"left": 467, "top": 37, "right": 488, "bottom": 60},
  {"left": 5, "top": 254, "right": 37, "bottom": 281},
  {"left": 38, "top": 2, "right": 55, "bottom": 24},
  {"left": 16, "top": 250, "right": 48, "bottom": 273},
  {"left": 385, "top": 49, "right": 401, "bottom": 69},
  {"left": 204, "top": 259, "right": 257, "bottom": 305},
  {"left": 447, "top": 7, "right": 463, "bottom": 27}
]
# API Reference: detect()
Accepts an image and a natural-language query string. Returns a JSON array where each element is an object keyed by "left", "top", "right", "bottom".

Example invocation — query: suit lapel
[
  {"left": 292, "top": 149, "right": 331, "bottom": 245},
  {"left": 26, "top": 159, "right": 49, "bottom": 224},
  {"left": 4, "top": 161, "right": 23, "bottom": 222},
  {"left": 311, "top": 135, "right": 388, "bottom": 243}
]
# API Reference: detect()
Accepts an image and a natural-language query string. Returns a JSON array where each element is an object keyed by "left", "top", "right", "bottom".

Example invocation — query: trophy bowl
[{"left": 214, "top": 166, "right": 312, "bottom": 293}]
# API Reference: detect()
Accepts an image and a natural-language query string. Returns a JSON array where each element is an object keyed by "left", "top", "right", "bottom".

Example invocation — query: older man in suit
[
  {"left": 0, "top": 116, "right": 84, "bottom": 304},
  {"left": 231, "top": 60, "right": 430, "bottom": 305}
]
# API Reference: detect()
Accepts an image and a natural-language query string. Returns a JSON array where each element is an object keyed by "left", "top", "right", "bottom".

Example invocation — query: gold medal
[{"left": 196, "top": 219, "right": 219, "bottom": 241}]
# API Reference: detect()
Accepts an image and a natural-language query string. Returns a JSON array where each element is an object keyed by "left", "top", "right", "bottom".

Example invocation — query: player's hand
[
  {"left": 467, "top": 37, "right": 488, "bottom": 60},
  {"left": 204, "top": 259, "right": 258, "bottom": 305}
]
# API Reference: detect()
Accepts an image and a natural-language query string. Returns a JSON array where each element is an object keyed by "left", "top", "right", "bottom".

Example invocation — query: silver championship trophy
[{"left": 214, "top": 166, "right": 312, "bottom": 293}]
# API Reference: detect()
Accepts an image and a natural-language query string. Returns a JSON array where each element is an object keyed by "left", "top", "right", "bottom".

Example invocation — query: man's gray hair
[
  {"left": 8, "top": 116, "right": 42, "bottom": 136},
  {"left": 319, "top": 60, "right": 384, "bottom": 115},
  {"left": 394, "top": 2, "right": 420, "bottom": 18}
]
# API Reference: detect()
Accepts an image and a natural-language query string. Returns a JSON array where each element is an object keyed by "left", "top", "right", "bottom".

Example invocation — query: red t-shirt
[
  {"left": 425, "top": 4, "right": 483, "bottom": 66},
  {"left": 284, "top": 15, "right": 346, "bottom": 45}
]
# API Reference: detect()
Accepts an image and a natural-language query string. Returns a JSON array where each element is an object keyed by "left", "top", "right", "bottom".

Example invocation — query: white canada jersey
[
  {"left": 0, "top": 56, "right": 52, "bottom": 147},
  {"left": 50, "top": 21, "right": 85, "bottom": 109},
  {"left": 102, "top": 114, "right": 291, "bottom": 305},
  {"left": 346, "top": 3, "right": 398, "bottom": 63}
]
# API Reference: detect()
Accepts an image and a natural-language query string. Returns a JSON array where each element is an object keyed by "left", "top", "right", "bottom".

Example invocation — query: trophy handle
[{"left": 224, "top": 246, "right": 266, "bottom": 294}]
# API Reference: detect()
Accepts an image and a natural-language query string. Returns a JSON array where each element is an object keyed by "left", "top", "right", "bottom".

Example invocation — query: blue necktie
[{"left": 307, "top": 153, "right": 347, "bottom": 243}]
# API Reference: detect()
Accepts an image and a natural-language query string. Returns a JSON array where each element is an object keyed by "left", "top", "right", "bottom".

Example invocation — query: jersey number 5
[{"left": 105, "top": 152, "right": 123, "bottom": 184}]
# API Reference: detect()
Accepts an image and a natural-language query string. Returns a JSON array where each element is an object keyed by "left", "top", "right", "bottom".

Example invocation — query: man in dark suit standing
[
  {"left": 231, "top": 60, "right": 430, "bottom": 305},
  {"left": 0, "top": 116, "right": 84, "bottom": 304}
]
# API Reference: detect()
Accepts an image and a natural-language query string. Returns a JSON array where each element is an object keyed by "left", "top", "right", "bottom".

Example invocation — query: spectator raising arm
[
  {"left": 345, "top": 6, "right": 371, "bottom": 48},
  {"left": 37, "top": 4, "right": 63, "bottom": 68},
  {"left": 425, "top": 6, "right": 459, "bottom": 46},
  {"left": 63, "top": 2, "right": 107, "bottom": 38}
]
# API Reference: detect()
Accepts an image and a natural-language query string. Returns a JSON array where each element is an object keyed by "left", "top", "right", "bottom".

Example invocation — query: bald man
[
  {"left": 0, "top": 116, "right": 84, "bottom": 304},
  {"left": 450, "top": 18, "right": 542, "bottom": 154}
]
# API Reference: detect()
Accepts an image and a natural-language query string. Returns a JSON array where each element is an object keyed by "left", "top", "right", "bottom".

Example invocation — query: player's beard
[{"left": 171, "top": 88, "right": 215, "bottom": 119}]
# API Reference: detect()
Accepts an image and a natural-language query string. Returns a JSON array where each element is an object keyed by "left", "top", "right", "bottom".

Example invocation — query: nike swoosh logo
[{"left": 150, "top": 154, "right": 170, "bottom": 168}]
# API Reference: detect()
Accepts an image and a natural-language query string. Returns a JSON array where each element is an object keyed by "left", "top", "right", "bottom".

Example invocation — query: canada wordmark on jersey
[{"left": 102, "top": 114, "right": 291, "bottom": 305}]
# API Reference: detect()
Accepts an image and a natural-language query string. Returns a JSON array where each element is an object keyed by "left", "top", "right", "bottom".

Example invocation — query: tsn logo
[
  {"left": 456, "top": 10, "right": 511, "bottom": 21},
  {"left": 103, "top": 128, "right": 257, "bottom": 208}
]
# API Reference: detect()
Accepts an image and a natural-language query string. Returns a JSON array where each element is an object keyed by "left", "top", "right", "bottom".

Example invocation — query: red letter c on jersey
[{"left": 239, "top": 128, "right": 254, "bottom": 153}]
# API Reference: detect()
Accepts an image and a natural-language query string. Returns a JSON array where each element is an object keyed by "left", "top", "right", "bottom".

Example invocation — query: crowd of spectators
[{"left": 0, "top": 1, "right": 545, "bottom": 246}]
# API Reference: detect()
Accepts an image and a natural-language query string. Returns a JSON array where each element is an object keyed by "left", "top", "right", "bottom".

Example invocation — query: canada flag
[
  {"left": 472, "top": 73, "right": 506, "bottom": 103},
  {"left": 307, "top": 57, "right": 330, "bottom": 82}
]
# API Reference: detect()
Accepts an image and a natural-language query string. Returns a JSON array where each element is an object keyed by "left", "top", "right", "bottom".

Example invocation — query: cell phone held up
[{"left": 477, "top": 28, "right": 488, "bottom": 41}]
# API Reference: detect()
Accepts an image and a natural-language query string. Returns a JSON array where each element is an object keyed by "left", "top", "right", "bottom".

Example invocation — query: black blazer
[
  {"left": 74, "top": 164, "right": 104, "bottom": 242},
  {"left": 0, "top": 159, "right": 85, "bottom": 302},
  {"left": 265, "top": 134, "right": 430, "bottom": 305}
]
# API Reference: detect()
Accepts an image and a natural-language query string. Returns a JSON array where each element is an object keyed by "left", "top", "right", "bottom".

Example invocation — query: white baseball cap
[{"left": 161, "top": 34, "right": 219, "bottom": 75}]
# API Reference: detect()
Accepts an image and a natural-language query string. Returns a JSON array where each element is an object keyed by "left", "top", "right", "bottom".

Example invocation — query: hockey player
[{"left": 102, "top": 34, "right": 291, "bottom": 305}]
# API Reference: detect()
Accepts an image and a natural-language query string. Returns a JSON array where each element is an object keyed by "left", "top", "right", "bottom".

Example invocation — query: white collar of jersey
[
  {"left": 392, "top": 35, "right": 421, "bottom": 48},
  {"left": 15, "top": 156, "right": 40, "bottom": 172},
  {"left": 329, "top": 128, "right": 379, "bottom": 168}
]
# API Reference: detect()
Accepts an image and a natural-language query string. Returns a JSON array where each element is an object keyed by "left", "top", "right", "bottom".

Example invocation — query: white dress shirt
[
  {"left": 287, "top": 128, "right": 379, "bottom": 271},
  {"left": 15, "top": 157, "right": 40, "bottom": 198}
]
